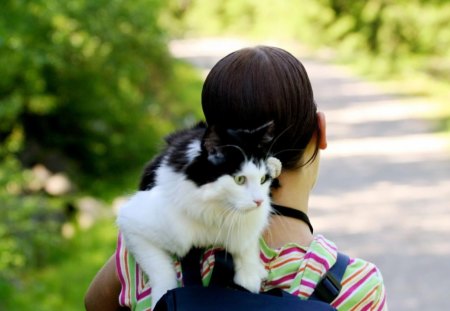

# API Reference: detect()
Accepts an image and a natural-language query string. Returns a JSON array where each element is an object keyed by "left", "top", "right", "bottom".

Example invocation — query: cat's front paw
[
  {"left": 267, "top": 157, "right": 282, "bottom": 178},
  {"left": 257, "top": 263, "right": 269, "bottom": 280},
  {"left": 150, "top": 281, "right": 177, "bottom": 309},
  {"left": 233, "top": 263, "right": 267, "bottom": 293},
  {"left": 234, "top": 271, "right": 263, "bottom": 293}
]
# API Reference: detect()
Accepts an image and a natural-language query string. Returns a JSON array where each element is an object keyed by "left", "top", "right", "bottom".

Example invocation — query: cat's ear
[
  {"left": 203, "top": 126, "right": 225, "bottom": 165},
  {"left": 249, "top": 121, "right": 275, "bottom": 146},
  {"left": 259, "top": 121, "right": 275, "bottom": 144},
  {"left": 226, "top": 121, "right": 275, "bottom": 144}
]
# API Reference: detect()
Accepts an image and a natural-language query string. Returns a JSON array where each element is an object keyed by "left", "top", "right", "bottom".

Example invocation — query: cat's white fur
[{"left": 117, "top": 154, "right": 280, "bottom": 308}]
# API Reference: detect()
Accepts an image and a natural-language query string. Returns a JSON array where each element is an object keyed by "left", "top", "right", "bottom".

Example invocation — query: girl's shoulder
[
  {"left": 258, "top": 234, "right": 387, "bottom": 310},
  {"left": 116, "top": 234, "right": 387, "bottom": 310}
]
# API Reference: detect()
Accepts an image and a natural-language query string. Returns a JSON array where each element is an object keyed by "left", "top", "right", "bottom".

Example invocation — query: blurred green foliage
[
  {"left": 0, "top": 157, "right": 67, "bottom": 303},
  {"left": 0, "top": 0, "right": 202, "bottom": 308},
  {"left": 3, "top": 219, "right": 118, "bottom": 311},
  {"left": 0, "top": 0, "right": 198, "bottom": 195},
  {"left": 166, "top": 0, "right": 450, "bottom": 83}
]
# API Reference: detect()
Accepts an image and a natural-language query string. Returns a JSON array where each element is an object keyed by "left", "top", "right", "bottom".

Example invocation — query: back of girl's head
[{"left": 202, "top": 46, "right": 319, "bottom": 169}]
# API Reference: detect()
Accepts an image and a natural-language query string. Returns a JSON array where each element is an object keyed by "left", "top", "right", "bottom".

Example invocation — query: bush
[
  {"left": 0, "top": 1, "right": 203, "bottom": 308},
  {"left": 0, "top": 0, "right": 197, "bottom": 197},
  {"left": 0, "top": 156, "right": 67, "bottom": 306}
]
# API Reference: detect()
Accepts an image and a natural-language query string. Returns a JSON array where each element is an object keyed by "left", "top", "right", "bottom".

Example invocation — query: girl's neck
[{"left": 263, "top": 168, "right": 315, "bottom": 249}]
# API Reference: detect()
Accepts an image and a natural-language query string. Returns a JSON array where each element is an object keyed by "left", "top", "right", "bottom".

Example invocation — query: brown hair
[{"left": 201, "top": 46, "right": 320, "bottom": 169}]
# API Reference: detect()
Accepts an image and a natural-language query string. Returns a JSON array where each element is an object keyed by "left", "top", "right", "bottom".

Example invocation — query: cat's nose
[{"left": 254, "top": 199, "right": 263, "bottom": 207}]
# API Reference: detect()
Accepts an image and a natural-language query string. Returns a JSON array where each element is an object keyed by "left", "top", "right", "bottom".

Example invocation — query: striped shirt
[{"left": 116, "top": 234, "right": 387, "bottom": 310}]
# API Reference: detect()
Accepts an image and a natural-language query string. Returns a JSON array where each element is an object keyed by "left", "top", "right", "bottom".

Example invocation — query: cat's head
[
  {"left": 193, "top": 122, "right": 277, "bottom": 212},
  {"left": 202, "top": 121, "right": 275, "bottom": 166}
]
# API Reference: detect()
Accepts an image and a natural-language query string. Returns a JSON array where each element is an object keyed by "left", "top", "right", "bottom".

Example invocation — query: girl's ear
[{"left": 317, "top": 112, "right": 327, "bottom": 150}]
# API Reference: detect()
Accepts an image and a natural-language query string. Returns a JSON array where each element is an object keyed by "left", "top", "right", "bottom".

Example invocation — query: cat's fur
[{"left": 117, "top": 121, "right": 280, "bottom": 308}]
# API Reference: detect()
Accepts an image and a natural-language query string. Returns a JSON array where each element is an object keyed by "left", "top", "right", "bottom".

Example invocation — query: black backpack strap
[
  {"left": 209, "top": 250, "right": 236, "bottom": 288},
  {"left": 310, "top": 252, "right": 349, "bottom": 303},
  {"left": 181, "top": 248, "right": 236, "bottom": 288},
  {"left": 180, "top": 247, "right": 203, "bottom": 286},
  {"left": 155, "top": 249, "right": 347, "bottom": 311},
  {"left": 180, "top": 248, "right": 349, "bottom": 304}
]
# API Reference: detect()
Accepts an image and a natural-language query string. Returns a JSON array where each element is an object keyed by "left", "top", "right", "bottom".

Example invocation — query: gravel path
[{"left": 170, "top": 38, "right": 450, "bottom": 310}]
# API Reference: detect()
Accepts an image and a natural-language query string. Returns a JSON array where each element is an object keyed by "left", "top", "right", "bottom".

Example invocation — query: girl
[{"left": 85, "top": 46, "right": 387, "bottom": 311}]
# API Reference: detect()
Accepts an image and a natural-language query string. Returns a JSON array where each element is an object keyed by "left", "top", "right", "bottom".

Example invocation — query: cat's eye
[
  {"left": 234, "top": 175, "right": 246, "bottom": 185},
  {"left": 261, "top": 175, "right": 268, "bottom": 184}
]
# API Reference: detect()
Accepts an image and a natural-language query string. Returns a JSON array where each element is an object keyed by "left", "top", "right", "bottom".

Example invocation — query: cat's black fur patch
[
  {"left": 139, "top": 153, "right": 164, "bottom": 190},
  {"left": 139, "top": 121, "right": 274, "bottom": 189}
]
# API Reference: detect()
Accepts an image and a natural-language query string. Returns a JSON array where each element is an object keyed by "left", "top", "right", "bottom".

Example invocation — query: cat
[{"left": 116, "top": 121, "right": 282, "bottom": 308}]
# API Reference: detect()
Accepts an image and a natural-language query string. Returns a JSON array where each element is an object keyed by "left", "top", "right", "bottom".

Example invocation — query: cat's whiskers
[
  {"left": 225, "top": 209, "right": 240, "bottom": 254},
  {"left": 264, "top": 214, "right": 275, "bottom": 244},
  {"left": 273, "top": 148, "right": 304, "bottom": 158},
  {"left": 265, "top": 124, "right": 294, "bottom": 160},
  {"left": 268, "top": 209, "right": 299, "bottom": 244},
  {"left": 212, "top": 207, "right": 235, "bottom": 249},
  {"left": 219, "top": 144, "right": 248, "bottom": 162},
  {"left": 236, "top": 210, "right": 244, "bottom": 251},
  {"left": 265, "top": 124, "right": 316, "bottom": 167}
]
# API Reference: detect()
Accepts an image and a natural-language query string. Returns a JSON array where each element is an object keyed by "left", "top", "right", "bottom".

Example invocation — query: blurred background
[{"left": 1, "top": 0, "right": 449, "bottom": 310}]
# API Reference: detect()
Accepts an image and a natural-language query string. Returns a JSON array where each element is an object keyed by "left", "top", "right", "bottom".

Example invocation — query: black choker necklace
[{"left": 271, "top": 203, "right": 314, "bottom": 234}]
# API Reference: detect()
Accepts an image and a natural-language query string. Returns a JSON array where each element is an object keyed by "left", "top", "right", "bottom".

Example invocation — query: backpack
[{"left": 154, "top": 247, "right": 349, "bottom": 311}]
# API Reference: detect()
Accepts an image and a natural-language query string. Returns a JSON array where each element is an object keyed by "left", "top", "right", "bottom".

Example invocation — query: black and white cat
[{"left": 117, "top": 121, "right": 281, "bottom": 308}]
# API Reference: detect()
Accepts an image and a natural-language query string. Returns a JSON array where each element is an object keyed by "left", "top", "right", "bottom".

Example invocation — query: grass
[{"left": 6, "top": 218, "right": 118, "bottom": 311}]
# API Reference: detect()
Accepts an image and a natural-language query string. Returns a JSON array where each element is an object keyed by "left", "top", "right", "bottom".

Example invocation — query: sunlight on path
[
  {"left": 169, "top": 37, "right": 249, "bottom": 57},
  {"left": 305, "top": 51, "right": 450, "bottom": 311},
  {"left": 327, "top": 133, "right": 449, "bottom": 158}
]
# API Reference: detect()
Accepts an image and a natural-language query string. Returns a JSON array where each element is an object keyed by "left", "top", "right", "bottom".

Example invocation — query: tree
[
  {"left": 0, "top": 0, "right": 202, "bottom": 300},
  {"left": 0, "top": 0, "right": 192, "bottom": 194}
]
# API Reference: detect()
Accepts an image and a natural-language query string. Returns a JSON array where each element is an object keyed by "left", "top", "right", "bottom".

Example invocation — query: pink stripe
[
  {"left": 304, "top": 252, "right": 330, "bottom": 270},
  {"left": 316, "top": 236, "right": 337, "bottom": 252},
  {"left": 260, "top": 245, "right": 305, "bottom": 264},
  {"left": 333, "top": 267, "right": 377, "bottom": 306},
  {"left": 376, "top": 292, "right": 387, "bottom": 311},
  {"left": 135, "top": 262, "right": 151, "bottom": 300},
  {"left": 361, "top": 301, "right": 373, "bottom": 311},
  {"left": 267, "top": 272, "right": 297, "bottom": 286},
  {"left": 260, "top": 252, "right": 272, "bottom": 264},
  {"left": 279, "top": 247, "right": 305, "bottom": 257},
  {"left": 300, "top": 279, "right": 316, "bottom": 289},
  {"left": 291, "top": 289, "right": 300, "bottom": 296},
  {"left": 137, "top": 287, "right": 151, "bottom": 300},
  {"left": 203, "top": 249, "right": 216, "bottom": 261},
  {"left": 116, "top": 234, "right": 127, "bottom": 305}
]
